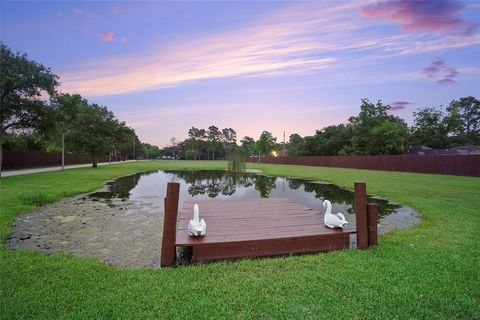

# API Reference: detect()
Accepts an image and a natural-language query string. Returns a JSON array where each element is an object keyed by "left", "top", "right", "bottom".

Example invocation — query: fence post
[
  {"left": 354, "top": 182, "right": 368, "bottom": 249},
  {"left": 367, "top": 203, "right": 378, "bottom": 247},
  {"left": 161, "top": 182, "right": 180, "bottom": 267}
]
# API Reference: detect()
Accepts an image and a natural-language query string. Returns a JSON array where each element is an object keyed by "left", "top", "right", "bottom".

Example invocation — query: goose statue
[
  {"left": 323, "top": 199, "right": 349, "bottom": 229},
  {"left": 187, "top": 204, "right": 206, "bottom": 237}
]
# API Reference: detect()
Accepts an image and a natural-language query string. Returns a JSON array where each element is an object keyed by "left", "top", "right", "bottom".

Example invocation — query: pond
[{"left": 7, "top": 170, "right": 420, "bottom": 268}]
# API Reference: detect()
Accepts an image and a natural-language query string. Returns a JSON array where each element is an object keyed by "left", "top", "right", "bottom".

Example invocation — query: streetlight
[{"left": 133, "top": 136, "right": 136, "bottom": 161}]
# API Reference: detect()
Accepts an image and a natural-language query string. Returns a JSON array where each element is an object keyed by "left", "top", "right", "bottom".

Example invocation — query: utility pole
[
  {"left": 61, "top": 132, "right": 65, "bottom": 171},
  {"left": 283, "top": 131, "right": 286, "bottom": 156}
]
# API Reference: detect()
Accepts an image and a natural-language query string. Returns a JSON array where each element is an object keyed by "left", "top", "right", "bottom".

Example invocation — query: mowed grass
[{"left": 0, "top": 161, "right": 479, "bottom": 319}]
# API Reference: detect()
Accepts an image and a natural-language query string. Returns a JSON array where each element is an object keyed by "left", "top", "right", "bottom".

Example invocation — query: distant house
[{"left": 406, "top": 145, "right": 480, "bottom": 155}]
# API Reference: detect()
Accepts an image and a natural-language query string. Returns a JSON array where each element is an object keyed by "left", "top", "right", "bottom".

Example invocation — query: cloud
[
  {"left": 389, "top": 101, "right": 411, "bottom": 110},
  {"left": 120, "top": 37, "right": 128, "bottom": 43},
  {"left": 59, "top": 1, "right": 478, "bottom": 97},
  {"left": 361, "top": 0, "right": 476, "bottom": 35},
  {"left": 438, "top": 78, "right": 457, "bottom": 85},
  {"left": 422, "top": 58, "right": 459, "bottom": 84},
  {"left": 102, "top": 32, "right": 114, "bottom": 42}
]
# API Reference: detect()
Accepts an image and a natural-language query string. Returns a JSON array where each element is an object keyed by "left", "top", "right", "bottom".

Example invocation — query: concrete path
[{"left": 2, "top": 160, "right": 137, "bottom": 177}]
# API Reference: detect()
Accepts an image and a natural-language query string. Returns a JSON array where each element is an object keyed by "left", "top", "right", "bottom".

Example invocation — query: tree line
[
  {"left": 160, "top": 127, "right": 279, "bottom": 160},
  {"left": 0, "top": 43, "right": 160, "bottom": 176},
  {"left": 162, "top": 96, "right": 478, "bottom": 160},
  {"left": 287, "top": 98, "right": 479, "bottom": 157}
]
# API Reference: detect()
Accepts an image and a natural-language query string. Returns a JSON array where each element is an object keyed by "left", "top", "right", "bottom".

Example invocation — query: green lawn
[{"left": 1, "top": 161, "right": 479, "bottom": 319}]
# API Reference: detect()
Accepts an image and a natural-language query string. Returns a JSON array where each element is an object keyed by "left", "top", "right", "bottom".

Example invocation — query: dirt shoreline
[
  {"left": 7, "top": 191, "right": 164, "bottom": 268},
  {"left": 7, "top": 174, "right": 420, "bottom": 268}
]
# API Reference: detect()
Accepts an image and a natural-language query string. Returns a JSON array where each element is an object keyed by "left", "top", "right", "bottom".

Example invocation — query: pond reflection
[{"left": 88, "top": 170, "right": 407, "bottom": 219}]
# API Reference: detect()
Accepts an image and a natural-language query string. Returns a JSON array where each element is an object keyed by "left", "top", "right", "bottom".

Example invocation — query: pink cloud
[
  {"left": 120, "top": 37, "right": 128, "bottom": 43},
  {"left": 361, "top": 0, "right": 476, "bottom": 35},
  {"left": 59, "top": 2, "right": 478, "bottom": 97},
  {"left": 102, "top": 32, "right": 114, "bottom": 42},
  {"left": 422, "top": 58, "right": 459, "bottom": 84}
]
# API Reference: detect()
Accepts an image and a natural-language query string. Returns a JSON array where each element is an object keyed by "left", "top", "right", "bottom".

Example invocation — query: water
[
  {"left": 89, "top": 170, "right": 417, "bottom": 222},
  {"left": 8, "top": 169, "right": 420, "bottom": 268}
]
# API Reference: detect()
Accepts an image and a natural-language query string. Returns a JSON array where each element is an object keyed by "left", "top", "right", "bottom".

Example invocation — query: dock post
[
  {"left": 367, "top": 203, "right": 378, "bottom": 247},
  {"left": 354, "top": 182, "right": 368, "bottom": 249},
  {"left": 161, "top": 182, "right": 180, "bottom": 267}
]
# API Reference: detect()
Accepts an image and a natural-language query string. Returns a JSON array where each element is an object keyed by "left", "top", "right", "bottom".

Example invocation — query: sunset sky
[{"left": 2, "top": 0, "right": 479, "bottom": 147}]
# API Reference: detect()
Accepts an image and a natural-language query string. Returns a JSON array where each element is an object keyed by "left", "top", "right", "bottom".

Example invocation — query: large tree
[
  {"left": 447, "top": 96, "right": 480, "bottom": 145},
  {"left": 69, "top": 103, "right": 119, "bottom": 167},
  {"left": 255, "top": 131, "right": 277, "bottom": 160},
  {"left": 308, "top": 124, "right": 353, "bottom": 156},
  {"left": 287, "top": 133, "right": 304, "bottom": 156},
  {"left": 0, "top": 43, "right": 58, "bottom": 176},
  {"left": 410, "top": 107, "right": 450, "bottom": 148},
  {"left": 221, "top": 128, "right": 237, "bottom": 159},
  {"left": 187, "top": 127, "right": 206, "bottom": 160},
  {"left": 207, "top": 125, "right": 221, "bottom": 160},
  {"left": 349, "top": 99, "right": 409, "bottom": 155},
  {"left": 240, "top": 136, "right": 255, "bottom": 156},
  {"left": 48, "top": 93, "right": 85, "bottom": 170},
  {"left": 111, "top": 122, "right": 138, "bottom": 161},
  {"left": 142, "top": 143, "right": 161, "bottom": 159}
]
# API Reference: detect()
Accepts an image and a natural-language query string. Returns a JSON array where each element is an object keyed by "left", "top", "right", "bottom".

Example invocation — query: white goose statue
[
  {"left": 323, "top": 199, "right": 349, "bottom": 229},
  {"left": 187, "top": 204, "right": 206, "bottom": 237}
]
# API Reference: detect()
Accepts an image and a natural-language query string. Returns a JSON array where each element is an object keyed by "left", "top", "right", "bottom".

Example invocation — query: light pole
[{"left": 133, "top": 136, "right": 136, "bottom": 161}]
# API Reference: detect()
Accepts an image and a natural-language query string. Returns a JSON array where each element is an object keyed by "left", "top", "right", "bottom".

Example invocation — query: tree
[
  {"left": 240, "top": 136, "right": 255, "bottom": 156},
  {"left": 410, "top": 107, "right": 450, "bottom": 148},
  {"left": 221, "top": 128, "right": 237, "bottom": 159},
  {"left": 447, "top": 96, "right": 480, "bottom": 145},
  {"left": 255, "top": 131, "right": 277, "bottom": 160},
  {"left": 207, "top": 126, "right": 221, "bottom": 160},
  {"left": 0, "top": 43, "right": 58, "bottom": 177},
  {"left": 314, "top": 124, "right": 353, "bottom": 156},
  {"left": 142, "top": 143, "right": 161, "bottom": 159},
  {"left": 49, "top": 93, "right": 84, "bottom": 170},
  {"left": 111, "top": 122, "right": 137, "bottom": 161},
  {"left": 69, "top": 103, "right": 119, "bottom": 167},
  {"left": 287, "top": 133, "right": 304, "bottom": 156},
  {"left": 187, "top": 127, "right": 206, "bottom": 160},
  {"left": 349, "top": 99, "right": 409, "bottom": 155}
]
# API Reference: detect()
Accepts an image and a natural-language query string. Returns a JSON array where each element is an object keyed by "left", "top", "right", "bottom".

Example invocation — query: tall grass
[{"left": 227, "top": 151, "right": 246, "bottom": 172}]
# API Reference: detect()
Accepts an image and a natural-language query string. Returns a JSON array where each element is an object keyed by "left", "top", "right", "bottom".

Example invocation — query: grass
[{"left": 0, "top": 160, "right": 479, "bottom": 319}]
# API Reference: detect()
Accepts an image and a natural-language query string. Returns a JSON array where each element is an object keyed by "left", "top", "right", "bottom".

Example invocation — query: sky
[{"left": 1, "top": 0, "right": 479, "bottom": 147}]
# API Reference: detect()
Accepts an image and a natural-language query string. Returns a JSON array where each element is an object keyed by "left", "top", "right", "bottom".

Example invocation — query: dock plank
[{"left": 175, "top": 198, "right": 354, "bottom": 260}]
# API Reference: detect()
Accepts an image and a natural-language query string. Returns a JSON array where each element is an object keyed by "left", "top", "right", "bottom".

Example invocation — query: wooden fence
[
  {"left": 248, "top": 155, "right": 480, "bottom": 177},
  {"left": 2, "top": 150, "right": 113, "bottom": 170}
]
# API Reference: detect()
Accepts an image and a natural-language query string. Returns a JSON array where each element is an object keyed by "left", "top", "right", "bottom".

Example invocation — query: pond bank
[{"left": 7, "top": 170, "right": 420, "bottom": 268}]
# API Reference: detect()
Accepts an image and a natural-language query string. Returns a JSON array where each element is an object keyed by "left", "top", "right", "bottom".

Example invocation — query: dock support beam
[
  {"left": 367, "top": 203, "right": 378, "bottom": 246},
  {"left": 161, "top": 182, "right": 180, "bottom": 267},
  {"left": 354, "top": 182, "right": 368, "bottom": 249}
]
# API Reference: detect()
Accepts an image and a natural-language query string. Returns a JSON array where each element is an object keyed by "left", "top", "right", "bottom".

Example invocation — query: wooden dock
[{"left": 161, "top": 182, "right": 377, "bottom": 266}]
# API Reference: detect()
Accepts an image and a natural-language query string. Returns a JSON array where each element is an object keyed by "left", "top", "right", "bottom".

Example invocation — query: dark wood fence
[
  {"left": 248, "top": 155, "right": 480, "bottom": 177},
  {"left": 2, "top": 150, "right": 112, "bottom": 170}
]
